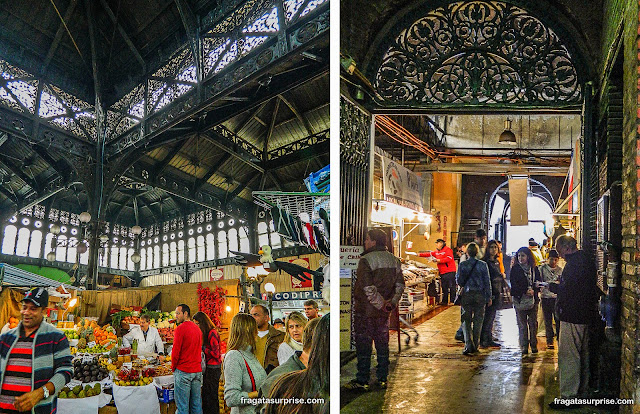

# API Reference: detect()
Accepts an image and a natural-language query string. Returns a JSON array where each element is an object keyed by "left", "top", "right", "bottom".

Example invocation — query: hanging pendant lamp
[{"left": 499, "top": 118, "right": 517, "bottom": 144}]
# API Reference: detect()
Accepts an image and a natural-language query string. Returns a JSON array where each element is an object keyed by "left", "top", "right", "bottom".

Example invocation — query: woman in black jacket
[
  {"left": 510, "top": 246, "right": 542, "bottom": 355},
  {"left": 480, "top": 240, "right": 504, "bottom": 347}
]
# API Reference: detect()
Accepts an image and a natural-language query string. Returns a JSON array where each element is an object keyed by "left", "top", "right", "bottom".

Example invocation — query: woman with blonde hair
[
  {"left": 277, "top": 311, "right": 307, "bottom": 364},
  {"left": 224, "top": 313, "right": 267, "bottom": 414}
]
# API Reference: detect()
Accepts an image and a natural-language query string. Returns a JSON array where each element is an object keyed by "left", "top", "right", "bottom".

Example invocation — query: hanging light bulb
[
  {"left": 499, "top": 118, "right": 517, "bottom": 144},
  {"left": 131, "top": 225, "right": 142, "bottom": 235},
  {"left": 131, "top": 251, "right": 141, "bottom": 263},
  {"left": 46, "top": 251, "right": 56, "bottom": 262}
]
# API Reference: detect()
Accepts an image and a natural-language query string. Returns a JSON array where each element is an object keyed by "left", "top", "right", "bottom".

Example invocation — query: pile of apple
[
  {"left": 158, "top": 327, "right": 174, "bottom": 342},
  {"left": 115, "top": 368, "right": 154, "bottom": 386}
]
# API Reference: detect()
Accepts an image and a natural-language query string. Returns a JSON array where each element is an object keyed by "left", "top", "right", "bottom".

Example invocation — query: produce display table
[
  {"left": 57, "top": 392, "right": 112, "bottom": 414},
  {"left": 112, "top": 383, "right": 160, "bottom": 414}
]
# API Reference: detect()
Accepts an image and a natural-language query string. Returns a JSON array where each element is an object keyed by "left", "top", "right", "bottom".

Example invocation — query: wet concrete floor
[{"left": 340, "top": 306, "right": 616, "bottom": 414}]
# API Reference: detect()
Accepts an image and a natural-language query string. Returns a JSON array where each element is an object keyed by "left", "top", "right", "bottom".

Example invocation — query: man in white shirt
[{"left": 122, "top": 314, "right": 164, "bottom": 356}]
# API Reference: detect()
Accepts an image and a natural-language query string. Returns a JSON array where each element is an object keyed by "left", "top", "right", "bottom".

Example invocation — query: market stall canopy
[{"left": 0, "top": 263, "right": 77, "bottom": 291}]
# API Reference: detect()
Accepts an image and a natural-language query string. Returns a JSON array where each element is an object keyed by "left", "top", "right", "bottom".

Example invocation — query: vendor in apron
[{"left": 122, "top": 314, "right": 165, "bottom": 358}]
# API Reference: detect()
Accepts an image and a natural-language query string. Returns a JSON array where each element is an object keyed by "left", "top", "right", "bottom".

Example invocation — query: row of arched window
[{"left": 1, "top": 219, "right": 285, "bottom": 271}]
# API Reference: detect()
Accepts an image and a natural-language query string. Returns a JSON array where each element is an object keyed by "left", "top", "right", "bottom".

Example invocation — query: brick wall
[{"left": 617, "top": 0, "right": 639, "bottom": 410}]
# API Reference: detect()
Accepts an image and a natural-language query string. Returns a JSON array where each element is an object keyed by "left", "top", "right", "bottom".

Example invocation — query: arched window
[
  {"left": 268, "top": 221, "right": 281, "bottom": 249},
  {"left": 239, "top": 227, "right": 250, "bottom": 252},
  {"left": 1, "top": 225, "right": 17, "bottom": 254},
  {"left": 44, "top": 233, "right": 55, "bottom": 259},
  {"left": 206, "top": 233, "right": 215, "bottom": 260},
  {"left": 110, "top": 245, "right": 119, "bottom": 268},
  {"left": 127, "top": 248, "right": 135, "bottom": 271},
  {"left": 146, "top": 246, "right": 153, "bottom": 269},
  {"left": 228, "top": 229, "right": 238, "bottom": 252},
  {"left": 162, "top": 243, "right": 169, "bottom": 267},
  {"left": 257, "top": 221, "right": 269, "bottom": 248},
  {"left": 56, "top": 235, "right": 68, "bottom": 262},
  {"left": 140, "top": 248, "right": 146, "bottom": 271},
  {"left": 188, "top": 238, "right": 196, "bottom": 263},
  {"left": 99, "top": 247, "right": 108, "bottom": 267},
  {"left": 178, "top": 240, "right": 185, "bottom": 264},
  {"left": 67, "top": 237, "right": 77, "bottom": 263},
  {"left": 118, "top": 247, "right": 127, "bottom": 269},
  {"left": 197, "top": 235, "right": 205, "bottom": 262},
  {"left": 79, "top": 246, "right": 89, "bottom": 265},
  {"left": 170, "top": 242, "right": 177, "bottom": 265},
  {"left": 28, "top": 230, "right": 42, "bottom": 258},
  {"left": 154, "top": 245, "right": 161, "bottom": 268},
  {"left": 15, "top": 228, "right": 30, "bottom": 256},
  {"left": 217, "top": 231, "right": 227, "bottom": 259}
]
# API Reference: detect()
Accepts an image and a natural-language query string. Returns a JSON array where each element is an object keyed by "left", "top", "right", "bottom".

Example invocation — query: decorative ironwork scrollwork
[
  {"left": 340, "top": 97, "right": 370, "bottom": 167},
  {"left": 374, "top": 1, "right": 582, "bottom": 106}
]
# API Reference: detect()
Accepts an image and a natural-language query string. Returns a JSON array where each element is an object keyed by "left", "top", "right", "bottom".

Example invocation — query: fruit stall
[
  {"left": 0, "top": 264, "right": 81, "bottom": 330},
  {"left": 53, "top": 279, "right": 238, "bottom": 414},
  {"left": 0, "top": 267, "right": 239, "bottom": 414}
]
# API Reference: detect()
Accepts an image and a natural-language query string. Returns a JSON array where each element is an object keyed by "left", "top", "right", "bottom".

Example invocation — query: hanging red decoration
[{"left": 197, "top": 283, "right": 227, "bottom": 328}]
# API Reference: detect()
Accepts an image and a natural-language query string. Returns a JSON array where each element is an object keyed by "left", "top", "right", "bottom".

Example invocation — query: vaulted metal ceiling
[{"left": 0, "top": 0, "right": 330, "bottom": 226}]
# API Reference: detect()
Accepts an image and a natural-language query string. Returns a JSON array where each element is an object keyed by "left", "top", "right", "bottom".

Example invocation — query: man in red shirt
[
  {"left": 410, "top": 239, "right": 457, "bottom": 305},
  {"left": 171, "top": 304, "right": 203, "bottom": 414}
]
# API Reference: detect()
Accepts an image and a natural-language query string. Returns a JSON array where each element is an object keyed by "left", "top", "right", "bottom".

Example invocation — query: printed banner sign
[
  {"left": 509, "top": 178, "right": 529, "bottom": 226},
  {"left": 262, "top": 290, "right": 322, "bottom": 301},
  {"left": 340, "top": 246, "right": 363, "bottom": 270},
  {"left": 290, "top": 258, "right": 313, "bottom": 288},
  {"left": 381, "top": 156, "right": 423, "bottom": 211}
]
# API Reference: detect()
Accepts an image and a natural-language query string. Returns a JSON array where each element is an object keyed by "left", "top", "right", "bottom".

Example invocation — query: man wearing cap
[
  {"left": 409, "top": 239, "right": 456, "bottom": 305},
  {"left": 0, "top": 287, "right": 73, "bottom": 414}
]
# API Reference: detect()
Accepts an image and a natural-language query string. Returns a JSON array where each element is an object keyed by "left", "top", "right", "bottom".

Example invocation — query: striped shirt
[{"left": 0, "top": 329, "right": 35, "bottom": 413}]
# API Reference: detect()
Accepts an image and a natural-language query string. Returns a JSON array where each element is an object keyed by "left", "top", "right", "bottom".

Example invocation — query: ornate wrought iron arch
[{"left": 367, "top": 0, "right": 588, "bottom": 110}]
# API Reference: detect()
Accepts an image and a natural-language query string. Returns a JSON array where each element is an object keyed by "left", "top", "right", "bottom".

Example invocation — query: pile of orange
[
  {"left": 8, "top": 317, "right": 19, "bottom": 329},
  {"left": 94, "top": 326, "right": 117, "bottom": 346}
]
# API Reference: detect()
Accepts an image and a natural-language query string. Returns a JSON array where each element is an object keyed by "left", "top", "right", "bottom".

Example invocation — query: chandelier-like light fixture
[{"left": 46, "top": 211, "right": 143, "bottom": 267}]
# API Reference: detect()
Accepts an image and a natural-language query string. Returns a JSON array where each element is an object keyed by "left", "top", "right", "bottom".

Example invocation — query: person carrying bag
[
  {"left": 454, "top": 243, "right": 492, "bottom": 355},
  {"left": 510, "top": 246, "right": 543, "bottom": 355}
]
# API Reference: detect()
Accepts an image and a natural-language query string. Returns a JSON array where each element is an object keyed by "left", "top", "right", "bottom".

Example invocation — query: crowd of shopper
[{"left": 451, "top": 233, "right": 600, "bottom": 408}]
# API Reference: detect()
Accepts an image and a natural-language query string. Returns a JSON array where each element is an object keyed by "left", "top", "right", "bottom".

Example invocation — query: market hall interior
[
  {"left": 0, "top": 0, "right": 329, "bottom": 412},
  {"left": 340, "top": 0, "right": 639, "bottom": 412}
]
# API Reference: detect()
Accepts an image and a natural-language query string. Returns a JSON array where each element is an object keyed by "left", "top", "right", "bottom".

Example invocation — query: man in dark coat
[
  {"left": 548, "top": 235, "right": 600, "bottom": 409},
  {"left": 344, "top": 228, "right": 405, "bottom": 391}
]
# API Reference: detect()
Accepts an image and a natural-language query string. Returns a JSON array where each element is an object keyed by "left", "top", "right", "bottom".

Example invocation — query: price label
[
  {"left": 87, "top": 341, "right": 96, "bottom": 348},
  {"left": 122, "top": 362, "right": 133, "bottom": 370},
  {"left": 82, "top": 355, "right": 94, "bottom": 363}
]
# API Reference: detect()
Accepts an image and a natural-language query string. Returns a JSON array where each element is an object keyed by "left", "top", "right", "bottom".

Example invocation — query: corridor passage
[{"left": 340, "top": 306, "right": 610, "bottom": 413}]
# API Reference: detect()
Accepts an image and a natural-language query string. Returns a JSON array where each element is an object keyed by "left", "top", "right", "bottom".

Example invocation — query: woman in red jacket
[
  {"left": 193, "top": 311, "right": 221, "bottom": 414},
  {"left": 412, "top": 239, "right": 457, "bottom": 304}
]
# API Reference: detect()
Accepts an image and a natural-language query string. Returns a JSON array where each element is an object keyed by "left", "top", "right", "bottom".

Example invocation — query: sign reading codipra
[{"left": 268, "top": 290, "right": 323, "bottom": 301}]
